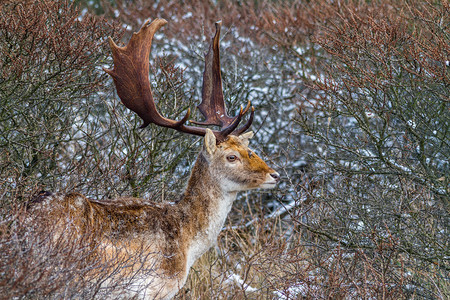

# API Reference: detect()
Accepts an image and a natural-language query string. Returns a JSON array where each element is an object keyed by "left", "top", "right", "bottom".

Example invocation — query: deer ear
[
  {"left": 204, "top": 129, "right": 217, "bottom": 157},
  {"left": 239, "top": 131, "right": 254, "bottom": 147}
]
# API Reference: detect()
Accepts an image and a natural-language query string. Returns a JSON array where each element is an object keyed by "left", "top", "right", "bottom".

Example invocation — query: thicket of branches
[
  {"left": 0, "top": 0, "right": 448, "bottom": 299},
  {"left": 295, "top": 2, "right": 449, "bottom": 298}
]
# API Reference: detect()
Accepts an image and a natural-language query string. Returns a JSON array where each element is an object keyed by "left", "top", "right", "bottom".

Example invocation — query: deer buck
[{"left": 29, "top": 18, "right": 279, "bottom": 299}]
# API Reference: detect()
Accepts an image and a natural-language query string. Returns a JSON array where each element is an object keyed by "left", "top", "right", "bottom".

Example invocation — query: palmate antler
[{"left": 104, "top": 18, "right": 254, "bottom": 143}]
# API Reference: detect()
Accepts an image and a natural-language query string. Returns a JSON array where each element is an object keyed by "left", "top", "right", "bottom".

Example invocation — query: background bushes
[{"left": 0, "top": 0, "right": 448, "bottom": 298}]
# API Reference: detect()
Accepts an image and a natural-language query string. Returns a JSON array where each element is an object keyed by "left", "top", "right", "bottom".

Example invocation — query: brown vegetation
[{"left": 1, "top": 0, "right": 448, "bottom": 299}]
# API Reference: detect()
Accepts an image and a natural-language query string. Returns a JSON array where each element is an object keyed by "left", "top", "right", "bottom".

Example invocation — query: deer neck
[{"left": 178, "top": 153, "right": 236, "bottom": 268}]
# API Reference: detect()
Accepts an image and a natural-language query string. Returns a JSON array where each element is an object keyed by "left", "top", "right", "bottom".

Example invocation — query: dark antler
[
  {"left": 104, "top": 18, "right": 253, "bottom": 142},
  {"left": 191, "top": 21, "right": 254, "bottom": 135}
]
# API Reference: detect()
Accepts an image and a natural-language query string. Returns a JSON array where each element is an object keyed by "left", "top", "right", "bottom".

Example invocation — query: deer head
[
  {"left": 103, "top": 18, "right": 254, "bottom": 143},
  {"left": 202, "top": 129, "right": 279, "bottom": 192}
]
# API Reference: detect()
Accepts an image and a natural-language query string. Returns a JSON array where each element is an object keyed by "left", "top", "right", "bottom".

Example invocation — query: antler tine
[
  {"left": 217, "top": 100, "right": 252, "bottom": 137},
  {"left": 233, "top": 106, "right": 255, "bottom": 136}
]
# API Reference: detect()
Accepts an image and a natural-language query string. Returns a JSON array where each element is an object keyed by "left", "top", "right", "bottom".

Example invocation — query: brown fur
[{"left": 28, "top": 131, "right": 278, "bottom": 298}]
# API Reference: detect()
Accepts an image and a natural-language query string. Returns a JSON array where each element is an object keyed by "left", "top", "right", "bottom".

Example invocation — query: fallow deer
[{"left": 29, "top": 18, "right": 279, "bottom": 299}]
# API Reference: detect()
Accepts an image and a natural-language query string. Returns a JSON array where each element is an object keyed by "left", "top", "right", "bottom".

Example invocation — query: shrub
[
  {"left": 292, "top": 1, "right": 449, "bottom": 298},
  {"left": 1, "top": 0, "right": 448, "bottom": 298},
  {"left": 0, "top": 0, "right": 124, "bottom": 203}
]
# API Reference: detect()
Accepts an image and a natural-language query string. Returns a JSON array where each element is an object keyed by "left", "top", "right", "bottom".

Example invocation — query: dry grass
[{"left": 0, "top": 0, "right": 448, "bottom": 298}]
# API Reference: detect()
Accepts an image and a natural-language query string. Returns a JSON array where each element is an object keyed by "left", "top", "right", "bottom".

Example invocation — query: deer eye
[{"left": 226, "top": 155, "right": 237, "bottom": 162}]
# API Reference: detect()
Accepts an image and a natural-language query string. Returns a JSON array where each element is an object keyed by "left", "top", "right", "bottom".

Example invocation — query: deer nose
[{"left": 270, "top": 172, "right": 280, "bottom": 182}]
